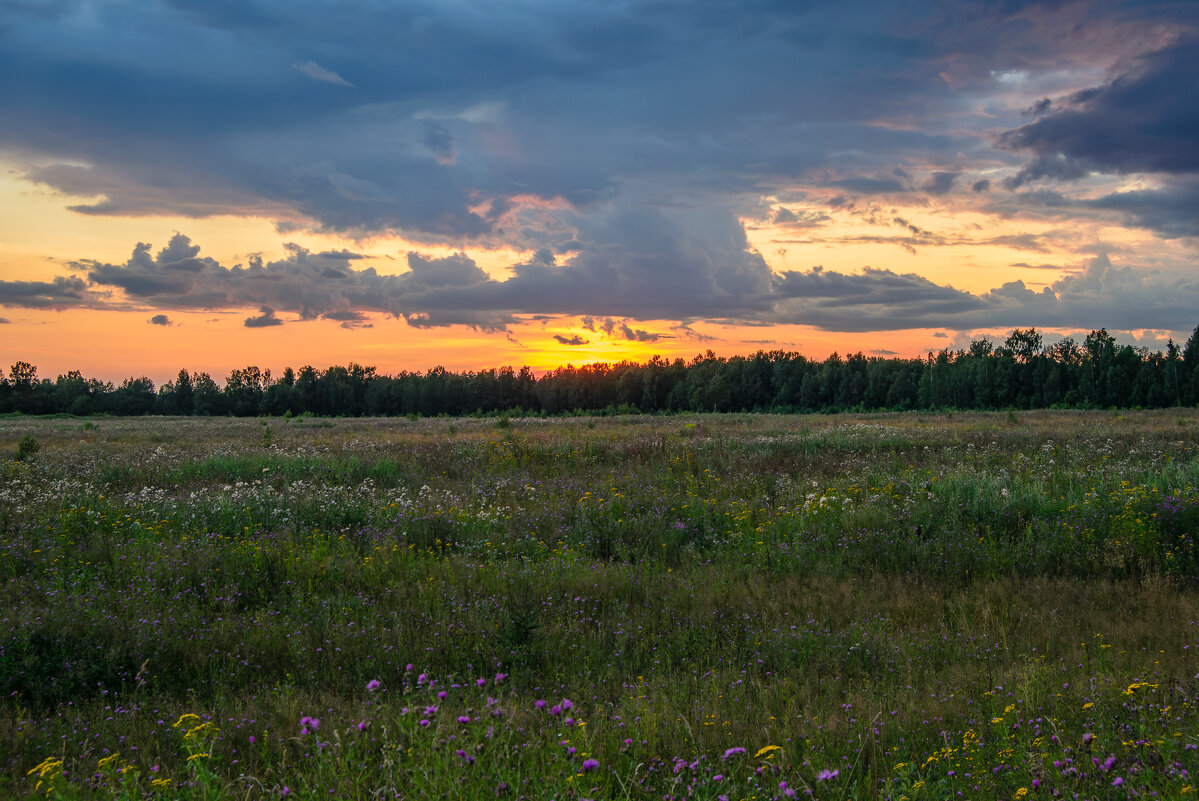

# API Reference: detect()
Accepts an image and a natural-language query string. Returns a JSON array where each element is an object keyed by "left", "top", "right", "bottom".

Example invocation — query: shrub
[{"left": 15, "top": 435, "right": 40, "bottom": 461}]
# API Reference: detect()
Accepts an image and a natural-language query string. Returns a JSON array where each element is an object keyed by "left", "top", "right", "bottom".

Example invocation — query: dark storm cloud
[
  {"left": 0, "top": 0, "right": 1053, "bottom": 238},
  {"left": 148, "top": 313, "right": 172, "bottom": 326},
  {"left": 983, "top": 178, "right": 1199, "bottom": 239},
  {"left": 0, "top": 276, "right": 94, "bottom": 309},
  {"left": 4, "top": 1, "right": 1199, "bottom": 334},
  {"left": 322, "top": 310, "right": 373, "bottom": 329},
  {"left": 244, "top": 306, "right": 283, "bottom": 327},
  {"left": 553, "top": 334, "right": 589, "bottom": 346},
  {"left": 1083, "top": 181, "right": 1199, "bottom": 239},
  {"left": 1000, "top": 34, "right": 1199, "bottom": 180},
  {"left": 769, "top": 267, "right": 985, "bottom": 331},
  {"left": 765, "top": 254, "right": 1199, "bottom": 332},
  {"left": 922, "top": 172, "right": 959, "bottom": 195}
]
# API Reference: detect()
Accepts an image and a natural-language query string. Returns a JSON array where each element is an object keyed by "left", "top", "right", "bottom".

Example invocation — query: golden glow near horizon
[{"left": 0, "top": 166, "right": 1191, "bottom": 386}]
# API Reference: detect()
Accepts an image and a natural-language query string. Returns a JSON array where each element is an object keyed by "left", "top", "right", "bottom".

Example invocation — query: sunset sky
[{"left": 2, "top": 0, "right": 1197, "bottom": 383}]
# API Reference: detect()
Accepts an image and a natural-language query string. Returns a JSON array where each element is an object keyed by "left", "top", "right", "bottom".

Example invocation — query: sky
[{"left": 1, "top": 0, "right": 1197, "bottom": 383}]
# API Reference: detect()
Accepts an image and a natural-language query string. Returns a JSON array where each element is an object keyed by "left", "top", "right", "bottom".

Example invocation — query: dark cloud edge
[{"left": 1, "top": 234, "right": 1196, "bottom": 338}]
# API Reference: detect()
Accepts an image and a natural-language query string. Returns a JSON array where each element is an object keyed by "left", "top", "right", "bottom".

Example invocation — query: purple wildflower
[
  {"left": 1112, "top": 777, "right": 1124, "bottom": 786},
  {"left": 817, "top": 768, "right": 840, "bottom": 781},
  {"left": 367, "top": 679, "right": 381, "bottom": 692},
  {"left": 477, "top": 678, "right": 487, "bottom": 687},
  {"left": 458, "top": 715, "right": 471, "bottom": 724},
  {"left": 722, "top": 747, "right": 747, "bottom": 761},
  {"left": 582, "top": 758, "right": 599, "bottom": 772}
]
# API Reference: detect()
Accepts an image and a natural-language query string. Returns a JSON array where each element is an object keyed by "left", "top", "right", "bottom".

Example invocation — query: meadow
[{"left": 2, "top": 410, "right": 1198, "bottom": 799}]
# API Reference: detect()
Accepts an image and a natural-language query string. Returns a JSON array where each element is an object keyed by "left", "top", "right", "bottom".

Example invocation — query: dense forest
[{"left": 4, "top": 326, "right": 1199, "bottom": 417}]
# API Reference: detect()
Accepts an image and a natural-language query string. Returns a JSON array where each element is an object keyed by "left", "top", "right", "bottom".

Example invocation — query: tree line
[{"left": 4, "top": 326, "right": 1199, "bottom": 417}]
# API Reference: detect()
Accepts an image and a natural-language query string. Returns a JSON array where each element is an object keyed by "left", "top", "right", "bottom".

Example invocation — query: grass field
[{"left": 2, "top": 410, "right": 1199, "bottom": 799}]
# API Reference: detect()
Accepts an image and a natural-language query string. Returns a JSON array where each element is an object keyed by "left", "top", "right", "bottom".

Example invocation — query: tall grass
[{"left": 1, "top": 410, "right": 1198, "bottom": 798}]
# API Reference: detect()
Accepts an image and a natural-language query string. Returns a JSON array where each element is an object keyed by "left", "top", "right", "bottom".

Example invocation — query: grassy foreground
[{"left": 2, "top": 410, "right": 1199, "bottom": 799}]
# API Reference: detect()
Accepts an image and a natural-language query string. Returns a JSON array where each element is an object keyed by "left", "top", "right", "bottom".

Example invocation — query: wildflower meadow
[{"left": 2, "top": 410, "right": 1198, "bottom": 799}]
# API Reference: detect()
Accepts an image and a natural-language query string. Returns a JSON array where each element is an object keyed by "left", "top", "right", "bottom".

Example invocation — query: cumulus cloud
[
  {"left": 73, "top": 233, "right": 514, "bottom": 330},
  {"left": 52, "top": 227, "right": 1199, "bottom": 336},
  {"left": 244, "top": 306, "right": 283, "bottom": 327},
  {"left": 148, "top": 313, "right": 173, "bottom": 326},
  {"left": 765, "top": 254, "right": 1199, "bottom": 333}
]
